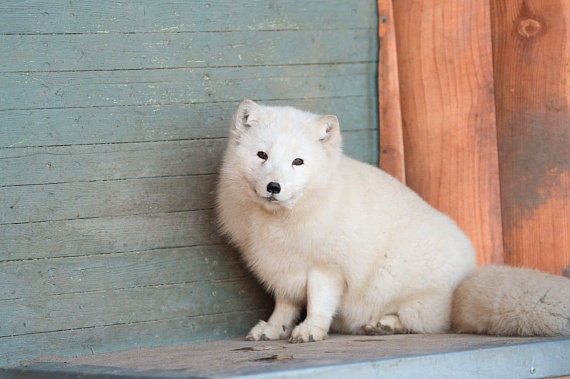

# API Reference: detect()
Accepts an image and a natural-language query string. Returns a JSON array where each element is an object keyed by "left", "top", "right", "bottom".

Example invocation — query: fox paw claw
[
  {"left": 246, "top": 321, "right": 291, "bottom": 341},
  {"left": 289, "top": 323, "right": 327, "bottom": 343}
]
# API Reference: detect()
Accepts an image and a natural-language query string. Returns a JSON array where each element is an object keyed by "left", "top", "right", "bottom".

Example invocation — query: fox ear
[
  {"left": 231, "top": 99, "right": 263, "bottom": 137},
  {"left": 317, "top": 115, "right": 342, "bottom": 151}
]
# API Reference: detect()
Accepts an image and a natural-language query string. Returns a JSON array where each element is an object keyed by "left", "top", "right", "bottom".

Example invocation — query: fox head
[{"left": 220, "top": 100, "right": 343, "bottom": 211}]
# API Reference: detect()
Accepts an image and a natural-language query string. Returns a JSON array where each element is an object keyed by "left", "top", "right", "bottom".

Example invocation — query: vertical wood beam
[
  {"left": 391, "top": 0, "right": 504, "bottom": 265},
  {"left": 378, "top": 0, "right": 406, "bottom": 183},
  {"left": 490, "top": 0, "right": 570, "bottom": 276}
]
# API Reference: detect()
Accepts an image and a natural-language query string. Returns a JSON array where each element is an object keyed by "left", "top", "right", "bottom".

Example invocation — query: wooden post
[
  {"left": 378, "top": 0, "right": 405, "bottom": 183},
  {"left": 490, "top": 0, "right": 570, "bottom": 276},
  {"left": 391, "top": 0, "right": 504, "bottom": 265}
]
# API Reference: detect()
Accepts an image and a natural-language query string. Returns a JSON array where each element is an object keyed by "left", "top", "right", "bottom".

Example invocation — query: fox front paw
[
  {"left": 289, "top": 323, "right": 327, "bottom": 343},
  {"left": 245, "top": 320, "right": 292, "bottom": 341}
]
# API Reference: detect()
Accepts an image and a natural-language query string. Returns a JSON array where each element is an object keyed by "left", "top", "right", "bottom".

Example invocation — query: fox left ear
[{"left": 317, "top": 115, "right": 342, "bottom": 151}]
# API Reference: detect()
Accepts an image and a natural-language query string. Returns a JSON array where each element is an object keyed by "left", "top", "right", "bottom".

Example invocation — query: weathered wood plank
[
  {"left": 0, "top": 210, "right": 219, "bottom": 261},
  {"left": 0, "top": 139, "right": 225, "bottom": 187},
  {"left": 1, "top": 96, "right": 377, "bottom": 148},
  {"left": 1, "top": 175, "right": 217, "bottom": 225},
  {"left": 5, "top": 335, "right": 568, "bottom": 379},
  {"left": 0, "top": 130, "right": 376, "bottom": 188},
  {"left": 0, "top": 309, "right": 272, "bottom": 367},
  {"left": 0, "top": 63, "right": 376, "bottom": 111},
  {"left": 0, "top": 0, "right": 377, "bottom": 35},
  {"left": 490, "top": 0, "right": 570, "bottom": 275},
  {"left": 346, "top": 129, "right": 379, "bottom": 165},
  {"left": 377, "top": 0, "right": 405, "bottom": 183},
  {"left": 1, "top": 29, "right": 375, "bottom": 73},
  {"left": 0, "top": 244, "right": 244, "bottom": 300},
  {"left": 0, "top": 278, "right": 267, "bottom": 337},
  {"left": 392, "top": 0, "right": 504, "bottom": 265}
]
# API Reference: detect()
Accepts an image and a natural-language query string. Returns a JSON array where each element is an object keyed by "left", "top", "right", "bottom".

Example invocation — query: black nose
[{"left": 266, "top": 182, "right": 281, "bottom": 194}]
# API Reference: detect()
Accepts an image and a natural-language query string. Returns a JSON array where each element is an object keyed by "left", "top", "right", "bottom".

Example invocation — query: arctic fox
[{"left": 216, "top": 100, "right": 570, "bottom": 342}]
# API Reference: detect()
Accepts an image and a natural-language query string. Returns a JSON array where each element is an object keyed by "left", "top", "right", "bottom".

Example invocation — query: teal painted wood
[
  {"left": 0, "top": 0, "right": 379, "bottom": 367},
  {"left": 0, "top": 244, "right": 244, "bottom": 300},
  {"left": 0, "top": 139, "right": 226, "bottom": 187},
  {"left": 1, "top": 29, "right": 375, "bottom": 72},
  {"left": 0, "top": 278, "right": 268, "bottom": 337},
  {"left": 0, "top": 0, "right": 376, "bottom": 34},
  {"left": 0, "top": 309, "right": 271, "bottom": 367},
  {"left": 3, "top": 336, "right": 570, "bottom": 379},
  {"left": 2, "top": 96, "right": 377, "bottom": 148},
  {"left": 0, "top": 63, "right": 376, "bottom": 111},
  {"left": 1, "top": 210, "right": 219, "bottom": 261},
  {"left": 1, "top": 175, "right": 217, "bottom": 225}
]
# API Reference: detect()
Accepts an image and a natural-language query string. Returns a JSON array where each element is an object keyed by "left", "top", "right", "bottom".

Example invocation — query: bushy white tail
[{"left": 452, "top": 265, "right": 570, "bottom": 337}]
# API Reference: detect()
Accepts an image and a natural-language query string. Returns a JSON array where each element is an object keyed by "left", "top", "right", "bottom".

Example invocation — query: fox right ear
[{"left": 231, "top": 99, "right": 263, "bottom": 137}]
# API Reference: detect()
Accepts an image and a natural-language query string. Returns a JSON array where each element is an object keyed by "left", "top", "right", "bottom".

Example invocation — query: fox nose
[{"left": 266, "top": 182, "right": 281, "bottom": 194}]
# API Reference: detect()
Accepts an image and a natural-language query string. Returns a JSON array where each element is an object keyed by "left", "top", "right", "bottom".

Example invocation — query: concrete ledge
[{"left": 2, "top": 334, "right": 570, "bottom": 379}]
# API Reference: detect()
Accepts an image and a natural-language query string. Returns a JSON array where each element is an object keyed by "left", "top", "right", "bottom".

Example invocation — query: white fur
[
  {"left": 216, "top": 100, "right": 570, "bottom": 342},
  {"left": 453, "top": 265, "right": 570, "bottom": 336}
]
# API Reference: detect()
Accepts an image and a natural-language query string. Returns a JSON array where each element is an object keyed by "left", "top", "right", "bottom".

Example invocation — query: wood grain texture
[
  {"left": 1, "top": 210, "right": 218, "bottom": 261},
  {"left": 5, "top": 335, "right": 568, "bottom": 379},
  {"left": 0, "top": 0, "right": 376, "bottom": 34},
  {"left": 1, "top": 29, "right": 375, "bottom": 72},
  {"left": 392, "top": 0, "right": 504, "bottom": 265},
  {"left": 0, "top": 278, "right": 267, "bottom": 337},
  {"left": 1, "top": 175, "right": 218, "bottom": 225},
  {"left": 490, "top": 0, "right": 570, "bottom": 275},
  {"left": 377, "top": 0, "right": 405, "bottom": 182},
  {"left": 0, "top": 139, "right": 226, "bottom": 187},
  {"left": 0, "top": 244, "right": 243, "bottom": 300},
  {"left": 0, "top": 309, "right": 271, "bottom": 367},
  {"left": 0, "top": 63, "right": 376, "bottom": 111}
]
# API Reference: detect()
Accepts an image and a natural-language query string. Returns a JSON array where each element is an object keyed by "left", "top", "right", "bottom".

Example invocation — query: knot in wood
[{"left": 517, "top": 18, "right": 541, "bottom": 38}]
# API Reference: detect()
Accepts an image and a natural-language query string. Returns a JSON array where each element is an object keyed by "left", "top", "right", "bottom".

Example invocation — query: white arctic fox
[{"left": 216, "top": 100, "right": 570, "bottom": 342}]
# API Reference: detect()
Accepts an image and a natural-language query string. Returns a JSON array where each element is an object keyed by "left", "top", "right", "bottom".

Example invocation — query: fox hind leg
[
  {"left": 363, "top": 314, "right": 408, "bottom": 335},
  {"left": 363, "top": 292, "right": 452, "bottom": 335},
  {"left": 397, "top": 291, "right": 453, "bottom": 334}
]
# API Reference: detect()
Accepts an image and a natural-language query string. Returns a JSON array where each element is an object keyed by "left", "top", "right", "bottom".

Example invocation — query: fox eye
[
  {"left": 257, "top": 151, "right": 268, "bottom": 160},
  {"left": 292, "top": 158, "right": 304, "bottom": 166}
]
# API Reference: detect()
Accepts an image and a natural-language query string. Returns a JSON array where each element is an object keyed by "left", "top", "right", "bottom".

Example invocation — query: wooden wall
[
  {"left": 389, "top": 0, "right": 505, "bottom": 266},
  {"left": 490, "top": 0, "right": 570, "bottom": 277},
  {"left": 379, "top": 0, "right": 569, "bottom": 276},
  {"left": 0, "top": 1, "right": 379, "bottom": 366}
]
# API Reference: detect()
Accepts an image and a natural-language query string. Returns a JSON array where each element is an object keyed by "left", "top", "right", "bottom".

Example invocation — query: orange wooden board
[
  {"left": 391, "top": 0, "right": 504, "bottom": 266},
  {"left": 490, "top": 0, "right": 570, "bottom": 276},
  {"left": 378, "top": 0, "right": 405, "bottom": 183}
]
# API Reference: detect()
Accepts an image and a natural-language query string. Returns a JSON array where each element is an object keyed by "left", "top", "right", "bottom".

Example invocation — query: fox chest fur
[{"left": 225, "top": 188, "right": 361, "bottom": 304}]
